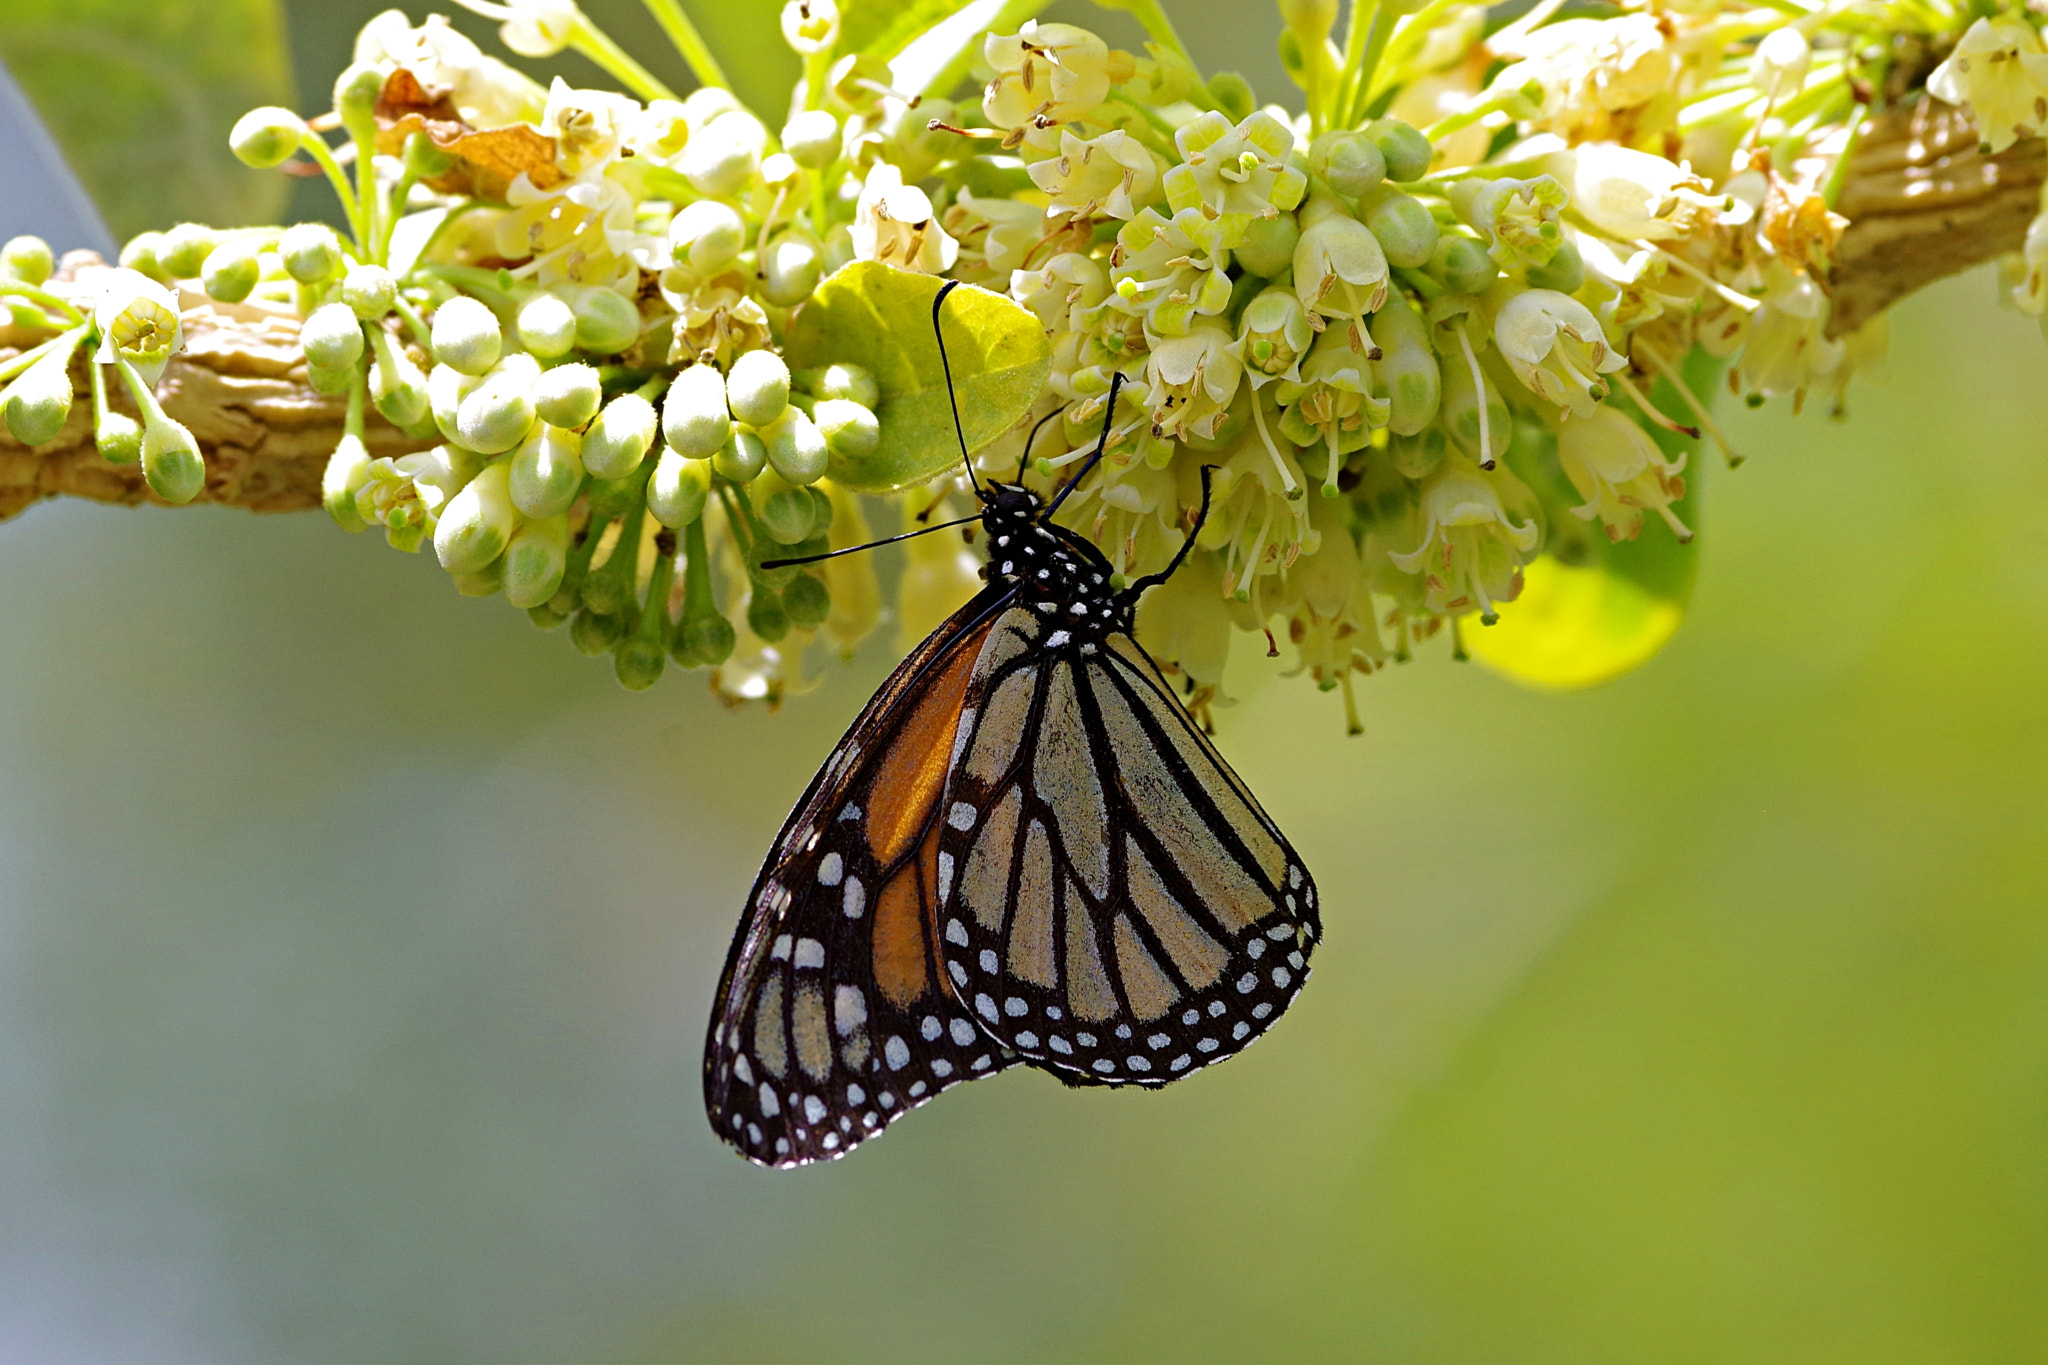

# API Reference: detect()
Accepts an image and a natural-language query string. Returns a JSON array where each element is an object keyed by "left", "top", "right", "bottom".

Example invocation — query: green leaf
[
  {"left": 846, "top": 0, "right": 1051, "bottom": 99},
  {"left": 0, "top": 0, "right": 293, "bottom": 241},
  {"left": 783, "top": 261, "right": 1051, "bottom": 494},
  {"left": 1466, "top": 350, "right": 1722, "bottom": 690}
]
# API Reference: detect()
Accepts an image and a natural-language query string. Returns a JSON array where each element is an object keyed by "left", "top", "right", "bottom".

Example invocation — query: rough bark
[{"left": 2, "top": 99, "right": 2041, "bottom": 520}]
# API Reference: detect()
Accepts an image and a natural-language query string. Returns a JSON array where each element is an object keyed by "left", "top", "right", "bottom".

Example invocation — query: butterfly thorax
[{"left": 979, "top": 483, "right": 1127, "bottom": 639}]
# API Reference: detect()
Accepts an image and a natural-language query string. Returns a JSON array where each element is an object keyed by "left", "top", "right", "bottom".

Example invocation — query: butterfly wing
[
  {"left": 935, "top": 607, "right": 1319, "bottom": 1087},
  {"left": 704, "top": 588, "right": 1023, "bottom": 1167}
]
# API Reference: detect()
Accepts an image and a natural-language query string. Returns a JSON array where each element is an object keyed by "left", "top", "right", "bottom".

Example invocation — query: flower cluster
[{"left": 0, "top": 0, "right": 2021, "bottom": 719}]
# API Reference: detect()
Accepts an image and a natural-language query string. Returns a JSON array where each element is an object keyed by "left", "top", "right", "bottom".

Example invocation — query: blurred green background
[{"left": 3, "top": 2, "right": 2047, "bottom": 1362}]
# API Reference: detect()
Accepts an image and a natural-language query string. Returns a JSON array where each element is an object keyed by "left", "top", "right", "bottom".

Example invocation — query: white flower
[
  {"left": 1494, "top": 14, "right": 1672, "bottom": 141},
  {"left": 93, "top": 268, "right": 184, "bottom": 387},
  {"left": 353, "top": 12, "right": 545, "bottom": 129},
  {"left": 1927, "top": 18, "right": 2048, "bottom": 155},
  {"left": 1733, "top": 263, "right": 1843, "bottom": 410},
  {"left": 1387, "top": 453, "right": 1540, "bottom": 622},
  {"left": 1557, "top": 405, "right": 1690, "bottom": 543},
  {"left": 1291, "top": 205, "right": 1389, "bottom": 352},
  {"left": 850, "top": 163, "right": 959, "bottom": 274},
  {"left": 943, "top": 190, "right": 1047, "bottom": 275},
  {"left": 539, "top": 78, "right": 640, "bottom": 175},
  {"left": 983, "top": 21, "right": 1115, "bottom": 130},
  {"left": 452, "top": 0, "right": 580, "bottom": 59},
  {"left": 1494, "top": 289, "right": 1624, "bottom": 418},
  {"left": 1144, "top": 324, "right": 1242, "bottom": 441},
  {"left": 1750, "top": 27, "right": 1811, "bottom": 98},
  {"left": 1565, "top": 143, "right": 1727, "bottom": 242},
  {"left": 1026, "top": 128, "right": 1162, "bottom": 221},
  {"left": 495, "top": 172, "right": 654, "bottom": 291},
  {"left": 2012, "top": 209, "right": 2048, "bottom": 316}
]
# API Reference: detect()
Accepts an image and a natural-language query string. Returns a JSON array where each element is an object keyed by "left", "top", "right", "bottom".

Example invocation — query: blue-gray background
[{"left": 1, "top": 3, "right": 2045, "bottom": 1362}]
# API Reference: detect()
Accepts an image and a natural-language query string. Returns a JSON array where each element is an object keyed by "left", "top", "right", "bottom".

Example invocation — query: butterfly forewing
[
  {"left": 705, "top": 589, "right": 1022, "bottom": 1167},
  {"left": 936, "top": 606, "right": 1320, "bottom": 1087}
]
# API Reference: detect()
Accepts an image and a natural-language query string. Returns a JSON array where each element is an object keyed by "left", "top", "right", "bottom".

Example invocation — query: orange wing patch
[{"left": 865, "top": 641, "right": 980, "bottom": 865}]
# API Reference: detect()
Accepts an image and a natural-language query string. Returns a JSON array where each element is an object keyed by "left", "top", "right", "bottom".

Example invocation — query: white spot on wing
[
  {"left": 793, "top": 938, "right": 825, "bottom": 969},
  {"left": 885, "top": 1036, "right": 910, "bottom": 1069},
  {"left": 818, "top": 852, "right": 843, "bottom": 886}
]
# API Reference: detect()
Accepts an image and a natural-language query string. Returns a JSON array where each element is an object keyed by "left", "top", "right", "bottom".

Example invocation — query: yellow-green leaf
[{"left": 783, "top": 261, "right": 1051, "bottom": 494}]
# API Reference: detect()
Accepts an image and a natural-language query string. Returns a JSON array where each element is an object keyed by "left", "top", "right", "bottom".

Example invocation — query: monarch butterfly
[{"left": 703, "top": 281, "right": 1320, "bottom": 1167}]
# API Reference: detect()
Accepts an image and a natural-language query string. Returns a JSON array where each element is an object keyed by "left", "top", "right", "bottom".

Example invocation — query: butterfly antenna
[
  {"left": 1045, "top": 371, "right": 1127, "bottom": 518},
  {"left": 1119, "top": 464, "right": 1218, "bottom": 602},
  {"left": 932, "top": 280, "right": 985, "bottom": 500},
  {"left": 1017, "top": 404, "right": 1069, "bottom": 484},
  {"left": 759, "top": 513, "right": 982, "bottom": 570}
]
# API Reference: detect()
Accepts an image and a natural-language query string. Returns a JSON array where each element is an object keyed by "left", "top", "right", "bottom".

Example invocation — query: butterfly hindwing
[
  {"left": 936, "top": 607, "right": 1320, "bottom": 1088},
  {"left": 704, "top": 589, "right": 1022, "bottom": 1167}
]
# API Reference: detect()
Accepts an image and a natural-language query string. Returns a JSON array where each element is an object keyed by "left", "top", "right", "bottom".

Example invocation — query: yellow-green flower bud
[
  {"left": 664, "top": 364, "right": 732, "bottom": 459},
  {"left": 1209, "top": 71, "right": 1255, "bottom": 122},
  {"left": 451, "top": 558, "right": 504, "bottom": 597},
  {"left": 1373, "top": 293, "right": 1439, "bottom": 436},
  {"left": 300, "top": 303, "right": 364, "bottom": 370},
  {"left": 726, "top": 349, "right": 790, "bottom": 427},
  {"left": 569, "top": 285, "right": 641, "bottom": 355},
  {"left": 1233, "top": 286, "right": 1313, "bottom": 382},
  {"left": 581, "top": 502, "right": 646, "bottom": 616},
  {"left": 434, "top": 459, "right": 516, "bottom": 573},
  {"left": 681, "top": 110, "right": 767, "bottom": 199},
  {"left": 712, "top": 426, "right": 767, "bottom": 482},
  {"left": 516, "top": 292, "right": 579, "bottom": 358},
  {"left": 583, "top": 392, "right": 659, "bottom": 479},
  {"left": 322, "top": 431, "right": 372, "bottom": 531},
  {"left": 1431, "top": 235, "right": 1497, "bottom": 294},
  {"left": 1293, "top": 207, "right": 1388, "bottom": 347},
  {"left": 430, "top": 296, "right": 503, "bottom": 375},
  {"left": 1389, "top": 425, "right": 1445, "bottom": 480},
  {"left": 229, "top": 106, "right": 306, "bottom": 170},
  {"left": 1358, "top": 187, "right": 1438, "bottom": 268},
  {"left": 504, "top": 512, "right": 572, "bottom": 609},
  {"left": 200, "top": 241, "right": 260, "bottom": 303},
  {"left": 456, "top": 353, "right": 541, "bottom": 454},
  {"left": 93, "top": 268, "right": 184, "bottom": 387},
  {"left": 306, "top": 360, "right": 357, "bottom": 397},
  {"left": 1524, "top": 237, "right": 1583, "bottom": 293},
  {"left": 2, "top": 235, "right": 54, "bottom": 285},
  {"left": 141, "top": 412, "right": 205, "bottom": 503},
  {"left": 1440, "top": 338, "right": 1511, "bottom": 465},
  {"left": 427, "top": 362, "right": 480, "bottom": 443},
  {"left": 762, "top": 406, "right": 828, "bottom": 484},
  {"left": 780, "top": 0, "right": 838, "bottom": 54},
  {"left": 341, "top": 264, "right": 397, "bottom": 320},
  {"left": 534, "top": 362, "right": 601, "bottom": 429},
  {"left": 119, "top": 231, "right": 171, "bottom": 283},
  {"left": 813, "top": 397, "right": 878, "bottom": 462},
  {"left": 759, "top": 230, "right": 823, "bottom": 307},
  {"left": 333, "top": 62, "right": 384, "bottom": 139},
  {"left": 1277, "top": 0, "right": 1337, "bottom": 42},
  {"left": 806, "top": 360, "right": 879, "bottom": 409},
  {"left": 367, "top": 327, "right": 430, "bottom": 429},
  {"left": 781, "top": 109, "right": 840, "bottom": 169},
  {"left": 279, "top": 223, "right": 343, "bottom": 284},
  {"left": 1233, "top": 213, "right": 1299, "bottom": 279},
  {"left": 572, "top": 607, "right": 627, "bottom": 656},
  {"left": 1309, "top": 130, "right": 1385, "bottom": 199},
  {"left": 96, "top": 409, "right": 143, "bottom": 464},
  {"left": 158, "top": 222, "right": 215, "bottom": 280},
  {"left": 647, "top": 445, "right": 712, "bottom": 527},
  {"left": 1, "top": 343, "right": 74, "bottom": 446},
  {"left": 1365, "top": 118, "right": 1432, "bottom": 183},
  {"left": 403, "top": 129, "right": 455, "bottom": 179},
  {"left": 757, "top": 484, "right": 815, "bottom": 544},
  {"left": 616, "top": 545, "right": 678, "bottom": 691},
  {"left": 669, "top": 199, "right": 747, "bottom": 275},
  {"left": 509, "top": 422, "right": 585, "bottom": 518},
  {"left": 748, "top": 583, "right": 791, "bottom": 643}
]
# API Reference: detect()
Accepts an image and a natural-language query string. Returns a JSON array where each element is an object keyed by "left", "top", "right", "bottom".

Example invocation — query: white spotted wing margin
[
  {"left": 936, "top": 607, "right": 1320, "bottom": 1089},
  {"left": 704, "top": 588, "right": 1023, "bottom": 1168}
]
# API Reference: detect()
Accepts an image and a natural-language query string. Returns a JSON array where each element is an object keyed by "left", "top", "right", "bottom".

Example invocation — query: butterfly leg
[
  {"left": 1044, "top": 371, "right": 1130, "bottom": 517},
  {"left": 1119, "top": 464, "right": 1217, "bottom": 602}
]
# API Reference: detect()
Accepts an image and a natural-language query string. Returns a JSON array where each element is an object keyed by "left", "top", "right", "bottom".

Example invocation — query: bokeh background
[{"left": 2, "top": 3, "right": 2046, "bottom": 1362}]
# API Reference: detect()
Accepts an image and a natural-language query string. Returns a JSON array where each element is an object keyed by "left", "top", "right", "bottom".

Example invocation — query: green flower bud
[
  {"left": 141, "top": 413, "right": 206, "bottom": 504},
  {"left": 1359, "top": 187, "right": 1439, "bottom": 268},
  {"left": 678, "top": 609, "right": 735, "bottom": 666},
  {"left": 450, "top": 558, "right": 504, "bottom": 598},
  {"left": 229, "top": 106, "right": 307, "bottom": 169},
  {"left": 1524, "top": 236, "right": 1584, "bottom": 293},
  {"left": 119, "top": 231, "right": 171, "bottom": 283},
  {"left": 279, "top": 223, "right": 343, "bottom": 284},
  {"left": 306, "top": 359, "right": 358, "bottom": 397},
  {"left": 616, "top": 543, "right": 678, "bottom": 691},
  {"left": 1365, "top": 118, "right": 1433, "bottom": 183},
  {"left": 758, "top": 230, "right": 823, "bottom": 307},
  {"left": 516, "top": 292, "right": 579, "bottom": 358},
  {"left": 568, "top": 285, "right": 642, "bottom": 355},
  {"left": 301, "top": 303, "right": 366, "bottom": 370},
  {"left": 1278, "top": 0, "right": 1337, "bottom": 41},
  {"left": 1389, "top": 425, "right": 1445, "bottom": 480},
  {"left": 747, "top": 583, "right": 791, "bottom": 643},
  {"left": 367, "top": 328, "right": 430, "bottom": 429},
  {"left": 1, "top": 343, "right": 74, "bottom": 446},
  {"left": 581, "top": 504, "right": 646, "bottom": 616},
  {"left": 806, "top": 360, "right": 879, "bottom": 410},
  {"left": 781, "top": 109, "right": 840, "bottom": 169},
  {"left": 341, "top": 264, "right": 397, "bottom": 320},
  {"left": 456, "top": 353, "right": 541, "bottom": 454},
  {"left": 1432, "top": 235, "right": 1498, "bottom": 294},
  {"left": 528, "top": 600, "right": 572, "bottom": 631},
  {"left": 812, "top": 397, "right": 878, "bottom": 462},
  {"left": 1209, "top": 71, "right": 1255, "bottom": 123},
  {"left": 756, "top": 475, "right": 817, "bottom": 544},
  {"left": 430, "top": 296, "right": 503, "bottom": 375},
  {"left": 726, "top": 349, "right": 791, "bottom": 426},
  {"left": 2, "top": 235, "right": 55, "bottom": 285},
  {"left": 433, "top": 458, "right": 516, "bottom": 573},
  {"left": 200, "top": 241, "right": 260, "bottom": 303},
  {"left": 669, "top": 199, "right": 747, "bottom": 275},
  {"left": 426, "top": 361, "right": 479, "bottom": 443},
  {"left": 583, "top": 392, "right": 659, "bottom": 479},
  {"left": 762, "top": 406, "right": 828, "bottom": 484},
  {"left": 647, "top": 445, "right": 712, "bottom": 527},
  {"left": 533, "top": 362, "right": 602, "bottom": 429},
  {"left": 403, "top": 130, "right": 455, "bottom": 180},
  {"left": 682, "top": 111, "right": 767, "bottom": 198},
  {"left": 1373, "top": 293, "right": 1440, "bottom": 436},
  {"left": 1310, "top": 130, "right": 1385, "bottom": 199},
  {"left": 322, "top": 431, "right": 372, "bottom": 531},
  {"left": 333, "top": 62, "right": 384, "bottom": 138},
  {"left": 504, "top": 512, "right": 571, "bottom": 609},
  {"left": 571, "top": 607, "right": 627, "bottom": 656},
  {"left": 96, "top": 409, "right": 143, "bottom": 464},
  {"left": 158, "top": 223, "right": 215, "bottom": 280},
  {"left": 1235, "top": 286, "right": 1313, "bottom": 380},
  {"left": 1440, "top": 337, "right": 1512, "bottom": 465},
  {"left": 712, "top": 426, "right": 767, "bottom": 482},
  {"left": 509, "top": 423, "right": 585, "bottom": 518},
  {"left": 663, "top": 364, "right": 732, "bottom": 459}
]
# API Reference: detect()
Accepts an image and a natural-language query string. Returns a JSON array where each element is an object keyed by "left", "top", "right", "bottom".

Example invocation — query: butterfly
[{"left": 703, "top": 280, "right": 1320, "bottom": 1167}]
